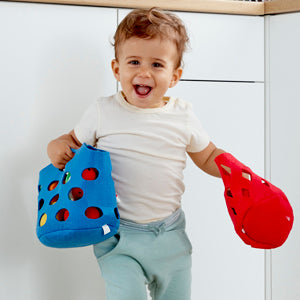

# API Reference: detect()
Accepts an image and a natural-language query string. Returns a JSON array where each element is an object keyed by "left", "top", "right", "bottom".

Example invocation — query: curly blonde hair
[{"left": 113, "top": 7, "right": 189, "bottom": 69}]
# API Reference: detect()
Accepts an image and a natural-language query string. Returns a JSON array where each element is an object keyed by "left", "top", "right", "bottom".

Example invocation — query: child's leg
[
  {"left": 121, "top": 209, "right": 192, "bottom": 300},
  {"left": 94, "top": 209, "right": 192, "bottom": 300},
  {"left": 94, "top": 234, "right": 148, "bottom": 300},
  {"left": 146, "top": 227, "right": 192, "bottom": 300},
  {"left": 99, "top": 254, "right": 148, "bottom": 300},
  {"left": 147, "top": 257, "right": 191, "bottom": 300}
]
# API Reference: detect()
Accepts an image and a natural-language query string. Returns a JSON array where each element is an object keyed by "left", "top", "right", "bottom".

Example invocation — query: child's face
[{"left": 111, "top": 37, "right": 182, "bottom": 109}]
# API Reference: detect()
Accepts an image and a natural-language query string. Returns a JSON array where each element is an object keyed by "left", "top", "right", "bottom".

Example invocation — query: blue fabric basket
[{"left": 36, "top": 144, "right": 120, "bottom": 248}]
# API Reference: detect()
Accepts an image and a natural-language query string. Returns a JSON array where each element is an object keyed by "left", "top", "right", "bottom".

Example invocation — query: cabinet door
[
  {"left": 170, "top": 81, "right": 265, "bottom": 300},
  {"left": 0, "top": 3, "right": 117, "bottom": 300}
]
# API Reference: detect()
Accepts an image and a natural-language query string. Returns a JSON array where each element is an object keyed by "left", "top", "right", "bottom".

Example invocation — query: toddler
[{"left": 47, "top": 7, "right": 225, "bottom": 300}]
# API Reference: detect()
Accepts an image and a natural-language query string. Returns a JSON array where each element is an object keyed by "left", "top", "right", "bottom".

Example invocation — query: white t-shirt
[{"left": 74, "top": 92, "right": 210, "bottom": 222}]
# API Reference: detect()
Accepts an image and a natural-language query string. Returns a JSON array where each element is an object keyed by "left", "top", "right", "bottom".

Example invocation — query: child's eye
[
  {"left": 152, "top": 62, "right": 163, "bottom": 68},
  {"left": 129, "top": 60, "right": 139, "bottom": 65}
]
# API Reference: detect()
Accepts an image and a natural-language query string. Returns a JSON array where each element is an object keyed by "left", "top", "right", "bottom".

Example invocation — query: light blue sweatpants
[{"left": 93, "top": 209, "right": 192, "bottom": 300}]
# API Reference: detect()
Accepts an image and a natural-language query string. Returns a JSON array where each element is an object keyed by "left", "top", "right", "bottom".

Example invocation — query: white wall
[{"left": 0, "top": 3, "right": 116, "bottom": 299}]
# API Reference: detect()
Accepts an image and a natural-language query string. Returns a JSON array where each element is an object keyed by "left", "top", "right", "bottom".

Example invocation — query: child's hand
[{"left": 47, "top": 131, "right": 81, "bottom": 169}]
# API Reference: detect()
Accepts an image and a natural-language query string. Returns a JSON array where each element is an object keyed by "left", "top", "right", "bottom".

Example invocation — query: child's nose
[{"left": 138, "top": 66, "right": 151, "bottom": 78}]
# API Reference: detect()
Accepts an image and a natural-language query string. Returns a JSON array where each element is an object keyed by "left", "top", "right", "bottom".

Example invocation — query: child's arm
[
  {"left": 47, "top": 129, "right": 82, "bottom": 169},
  {"left": 188, "top": 142, "right": 225, "bottom": 178}
]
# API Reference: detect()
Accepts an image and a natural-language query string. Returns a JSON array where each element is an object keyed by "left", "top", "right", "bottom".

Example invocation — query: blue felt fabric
[{"left": 36, "top": 144, "right": 120, "bottom": 248}]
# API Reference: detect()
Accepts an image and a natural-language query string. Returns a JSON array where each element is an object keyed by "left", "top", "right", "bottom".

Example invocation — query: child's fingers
[
  {"left": 50, "top": 152, "right": 71, "bottom": 169},
  {"left": 51, "top": 158, "right": 66, "bottom": 170},
  {"left": 53, "top": 155, "right": 72, "bottom": 170},
  {"left": 71, "top": 142, "right": 80, "bottom": 149},
  {"left": 65, "top": 147, "right": 75, "bottom": 160},
  {"left": 55, "top": 162, "right": 66, "bottom": 170}
]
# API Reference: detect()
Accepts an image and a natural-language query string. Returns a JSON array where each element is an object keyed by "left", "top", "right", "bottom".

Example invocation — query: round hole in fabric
[
  {"left": 38, "top": 199, "right": 44, "bottom": 210},
  {"left": 56, "top": 209, "right": 69, "bottom": 221},
  {"left": 85, "top": 207, "right": 103, "bottom": 219},
  {"left": 69, "top": 188, "right": 84, "bottom": 201},
  {"left": 82, "top": 168, "right": 99, "bottom": 180},
  {"left": 39, "top": 213, "right": 47, "bottom": 227},
  {"left": 49, "top": 194, "right": 59, "bottom": 205},
  {"left": 62, "top": 172, "right": 71, "bottom": 184},
  {"left": 48, "top": 180, "right": 59, "bottom": 191}
]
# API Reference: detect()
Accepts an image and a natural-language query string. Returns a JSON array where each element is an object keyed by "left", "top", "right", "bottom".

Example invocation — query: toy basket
[
  {"left": 215, "top": 153, "right": 293, "bottom": 249},
  {"left": 36, "top": 143, "right": 120, "bottom": 248}
]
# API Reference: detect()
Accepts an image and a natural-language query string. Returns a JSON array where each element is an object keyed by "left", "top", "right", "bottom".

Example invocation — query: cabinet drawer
[
  {"left": 171, "top": 81, "right": 264, "bottom": 171},
  {"left": 118, "top": 9, "right": 264, "bottom": 82},
  {"left": 178, "top": 12, "right": 264, "bottom": 81}
]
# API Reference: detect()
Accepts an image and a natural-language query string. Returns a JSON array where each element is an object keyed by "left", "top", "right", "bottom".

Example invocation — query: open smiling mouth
[{"left": 134, "top": 85, "right": 152, "bottom": 97}]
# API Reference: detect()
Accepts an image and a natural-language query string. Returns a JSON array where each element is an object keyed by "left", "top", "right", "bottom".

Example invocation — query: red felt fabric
[{"left": 215, "top": 153, "right": 294, "bottom": 249}]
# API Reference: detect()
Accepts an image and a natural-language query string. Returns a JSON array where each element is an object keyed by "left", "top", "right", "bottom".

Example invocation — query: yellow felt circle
[{"left": 40, "top": 213, "right": 47, "bottom": 227}]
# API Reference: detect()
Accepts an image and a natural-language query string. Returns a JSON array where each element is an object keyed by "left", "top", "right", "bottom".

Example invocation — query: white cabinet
[
  {"left": 266, "top": 12, "right": 300, "bottom": 300},
  {"left": 170, "top": 81, "right": 265, "bottom": 300},
  {"left": 0, "top": 2, "right": 117, "bottom": 300}
]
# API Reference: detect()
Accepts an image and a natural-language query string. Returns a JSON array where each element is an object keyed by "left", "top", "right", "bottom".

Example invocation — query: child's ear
[
  {"left": 111, "top": 59, "right": 120, "bottom": 81},
  {"left": 169, "top": 67, "right": 183, "bottom": 88}
]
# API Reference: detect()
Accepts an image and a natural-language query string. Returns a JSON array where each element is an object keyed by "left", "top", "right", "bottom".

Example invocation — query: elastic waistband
[{"left": 119, "top": 208, "right": 183, "bottom": 235}]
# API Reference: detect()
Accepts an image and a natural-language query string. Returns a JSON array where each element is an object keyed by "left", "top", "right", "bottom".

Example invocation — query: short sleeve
[
  {"left": 74, "top": 101, "right": 98, "bottom": 146},
  {"left": 186, "top": 107, "right": 210, "bottom": 153}
]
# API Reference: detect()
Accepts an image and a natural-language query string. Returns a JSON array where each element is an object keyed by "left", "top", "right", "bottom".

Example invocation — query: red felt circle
[
  {"left": 85, "top": 207, "right": 103, "bottom": 219},
  {"left": 82, "top": 168, "right": 99, "bottom": 181},
  {"left": 69, "top": 188, "right": 83, "bottom": 201},
  {"left": 56, "top": 209, "right": 69, "bottom": 221}
]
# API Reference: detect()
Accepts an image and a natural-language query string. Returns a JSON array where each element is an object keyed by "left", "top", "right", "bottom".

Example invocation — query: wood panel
[
  {"left": 8, "top": 0, "right": 300, "bottom": 15},
  {"left": 7, "top": 0, "right": 265, "bottom": 15}
]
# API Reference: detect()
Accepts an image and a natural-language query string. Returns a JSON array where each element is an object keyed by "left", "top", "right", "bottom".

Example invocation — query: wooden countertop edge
[
  {"left": 7, "top": 0, "right": 300, "bottom": 15},
  {"left": 265, "top": 0, "right": 300, "bottom": 15}
]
